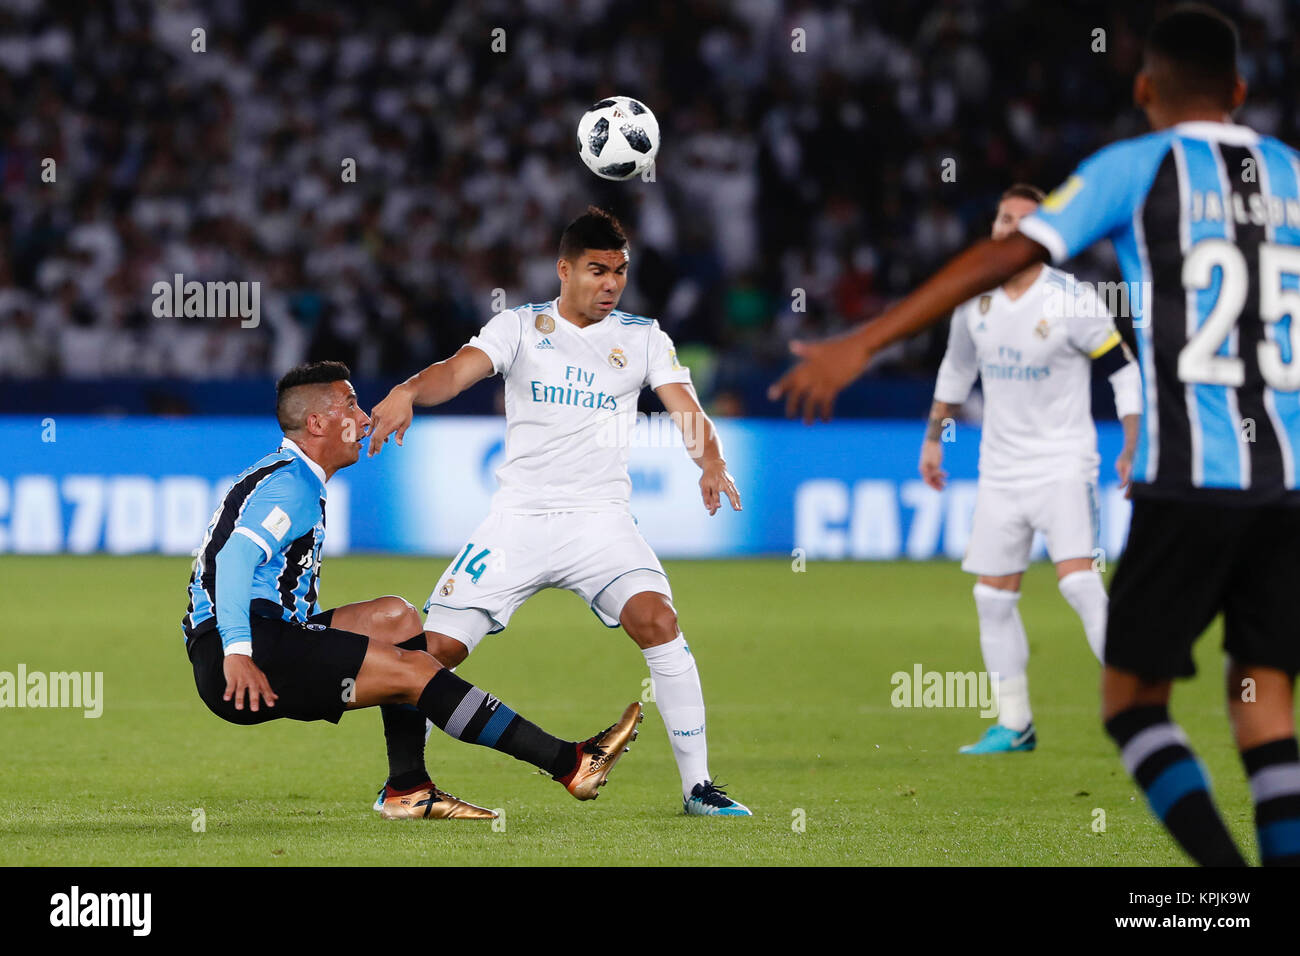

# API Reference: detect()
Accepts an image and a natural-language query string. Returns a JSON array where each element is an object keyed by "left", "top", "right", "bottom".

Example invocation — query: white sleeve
[
  {"left": 1065, "top": 282, "right": 1123, "bottom": 358},
  {"left": 1063, "top": 281, "right": 1141, "bottom": 417},
  {"left": 1108, "top": 361, "right": 1142, "bottom": 419},
  {"left": 466, "top": 310, "right": 525, "bottom": 376},
  {"left": 932, "top": 305, "right": 979, "bottom": 404},
  {"left": 644, "top": 322, "right": 692, "bottom": 390}
]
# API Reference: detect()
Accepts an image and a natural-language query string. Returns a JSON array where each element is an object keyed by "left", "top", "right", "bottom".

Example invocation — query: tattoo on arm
[{"left": 925, "top": 402, "right": 958, "bottom": 441}]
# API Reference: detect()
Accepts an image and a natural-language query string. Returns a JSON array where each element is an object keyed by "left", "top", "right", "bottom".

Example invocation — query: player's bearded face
[{"left": 991, "top": 197, "right": 1038, "bottom": 240}]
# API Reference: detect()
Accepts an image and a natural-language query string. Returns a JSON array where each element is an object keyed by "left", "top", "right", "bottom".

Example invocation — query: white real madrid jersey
[
  {"left": 465, "top": 298, "right": 692, "bottom": 511},
  {"left": 933, "top": 266, "right": 1121, "bottom": 487}
]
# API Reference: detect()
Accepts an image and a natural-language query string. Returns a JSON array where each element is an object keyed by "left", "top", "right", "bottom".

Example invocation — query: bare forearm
[
  {"left": 398, "top": 362, "right": 461, "bottom": 407},
  {"left": 925, "top": 401, "right": 962, "bottom": 442},
  {"left": 848, "top": 235, "right": 1048, "bottom": 361},
  {"left": 1121, "top": 414, "right": 1140, "bottom": 453},
  {"left": 678, "top": 409, "right": 724, "bottom": 466},
  {"left": 399, "top": 347, "right": 492, "bottom": 407}
]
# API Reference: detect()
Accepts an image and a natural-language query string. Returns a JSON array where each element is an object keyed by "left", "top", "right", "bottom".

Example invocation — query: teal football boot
[{"left": 959, "top": 723, "right": 1037, "bottom": 754}]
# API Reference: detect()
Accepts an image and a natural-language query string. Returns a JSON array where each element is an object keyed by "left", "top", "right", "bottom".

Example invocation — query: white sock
[
  {"left": 973, "top": 583, "right": 1031, "bottom": 731},
  {"left": 643, "top": 635, "right": 710, "bottom": 798},
  {"left": 1058, "top": 570, "right": 1108, "bottom": 663},
  {"left": 993, "top": 674, "right": 1031, "bottom": 733}
]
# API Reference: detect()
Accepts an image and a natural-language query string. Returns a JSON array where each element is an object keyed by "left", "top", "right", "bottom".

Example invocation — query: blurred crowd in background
[{"left": 1, "top": 0, "right": 1297, "bottom": 415}]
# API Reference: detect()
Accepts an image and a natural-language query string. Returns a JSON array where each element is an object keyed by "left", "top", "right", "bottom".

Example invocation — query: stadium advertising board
[{"left": 0, "top": 416, "right": 1132, "bottom": 559}]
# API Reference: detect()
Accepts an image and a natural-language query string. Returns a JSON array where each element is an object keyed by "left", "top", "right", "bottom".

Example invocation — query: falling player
[
  {"left": 368, "top": 208, "right": 751, "bottom": 816},
  {"left": 182, "top": 361, "right": 642, "bottom": 818},
  {"left": 773, "top": 5, "right": 1300, "bottom": 865},
  {"left": 920, "top": 184, "right": 1141, "bottom": 754}
]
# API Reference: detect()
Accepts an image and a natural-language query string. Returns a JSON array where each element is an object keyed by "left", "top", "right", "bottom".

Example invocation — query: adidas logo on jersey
[{"left": 536, "top": 337, "right": 555, "bottom": 350}]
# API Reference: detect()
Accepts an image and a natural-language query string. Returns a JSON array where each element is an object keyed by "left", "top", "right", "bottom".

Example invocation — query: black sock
[
  {"left": 1242, "top": 737, "right": 1300, "bottom": 866},
  {"left": 398, "top": 634, "right": 428, "bottom": 652},
  {"left": 381, "top": 634, "right": 432, "bottom": 791},
  {"left": 1105, "top": 705, "right": 1246, "bottom": 866},
  {"left": 416, "top": 669, "right": 574, "bottom": 777}
]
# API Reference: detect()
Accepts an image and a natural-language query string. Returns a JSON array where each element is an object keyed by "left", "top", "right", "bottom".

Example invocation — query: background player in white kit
[
  {"left": 367, "top": 207, "right": 751, "bottom": 815},
  {"left": 919, "top": 185, "right": 1142, "bottom": 754}
]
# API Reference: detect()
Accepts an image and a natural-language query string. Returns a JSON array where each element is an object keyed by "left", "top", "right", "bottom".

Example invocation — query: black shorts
[
  {"left": 1105, "top": 498, "right": 1300, "bottom": 679},
  {"left": 188, "top": 609, "right": 368, "bottom": 725}
]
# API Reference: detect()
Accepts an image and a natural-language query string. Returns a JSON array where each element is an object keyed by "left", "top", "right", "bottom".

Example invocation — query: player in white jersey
[
  {"left": 366, "top": 207, "right": 751, "bottom": 815},
  {"left": 919, "top": 185, "right": 1142, "bottom": 754}
]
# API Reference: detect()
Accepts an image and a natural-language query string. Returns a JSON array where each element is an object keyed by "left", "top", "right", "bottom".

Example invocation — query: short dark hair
[
  {"left": 558, "top": 205, "right": 628, "bottom": 261},
  {"left": 1000, "top": 183, "right": 1045, "bottom": 205},
  {"left": 1144, "top": 3, "right": 1239, "bottom": 109},
  {"left": 275, "top": 361, "right": 350, "bottom": 433}
]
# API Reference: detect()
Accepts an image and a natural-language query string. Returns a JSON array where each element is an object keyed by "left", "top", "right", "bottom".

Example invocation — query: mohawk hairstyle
[
  {"left": 1144, "top": 3, "right": 1240, "bottom": 109},
  {"left": 275, "top": 361, "right": 350, "bottom": 433},
  {"left": 558, "top": 205, "right": 628, "bottom": 261}
]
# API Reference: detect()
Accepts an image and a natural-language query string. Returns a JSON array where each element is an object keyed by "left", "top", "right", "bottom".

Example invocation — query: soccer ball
[{"left": 577, "top": 96, "right": 659, "bottom": 181}]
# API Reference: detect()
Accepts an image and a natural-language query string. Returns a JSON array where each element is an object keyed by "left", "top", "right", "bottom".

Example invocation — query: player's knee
[
  {"left": 654, "top": 605, "right": 679, "bottom": 642},
  {"left": 394, "top": 647, "right": 441, "bottom": 701},
  {"left": 377, "top": 595, "right": 421, "bottom": 641},
  {"left": 626, "top": 597, "right": 678, "bottom": 647},
  {"left": 1100, "top": 666, "right": 1170, "bottom": 721},
  {"left": 426, "top": 631, "right": 469, "bottom": 668},
  {"left": 973, "top": 582, "right": 1019, "bottom": 621}
]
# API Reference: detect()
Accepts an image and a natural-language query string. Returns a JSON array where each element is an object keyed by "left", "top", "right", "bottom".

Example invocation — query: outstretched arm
[
  {"left": 654, "top": 382, "right": 741, "bottom": 515},
  {"left": 768, "top": 233, "right": 1048, "bottom": 423},
  {"left": 368, "top": 346, "right": 495, "bottom": 456}
]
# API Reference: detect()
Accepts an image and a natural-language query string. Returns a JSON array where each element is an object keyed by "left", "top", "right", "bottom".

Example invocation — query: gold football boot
[
  {"left": 556, "top": 702, "right": 643, "bottom": 800},
  {"left": 378, "top": 783, "right": 498, "bottom": 820}
]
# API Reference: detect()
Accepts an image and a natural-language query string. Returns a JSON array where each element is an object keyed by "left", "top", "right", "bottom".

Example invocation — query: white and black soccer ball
[{"left": 576, "top": 96, "right": 659, "bottom": 181}]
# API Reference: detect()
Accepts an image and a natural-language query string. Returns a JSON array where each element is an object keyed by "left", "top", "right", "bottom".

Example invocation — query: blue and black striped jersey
[
  {"left": 182, "top": 439, "right": 327, "bottom": 646},
  {"left": 1019, "top": 121, "right": 1300, "bottom": 503}
]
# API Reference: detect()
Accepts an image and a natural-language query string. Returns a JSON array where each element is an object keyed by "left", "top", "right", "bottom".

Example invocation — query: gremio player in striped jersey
[
  {"left": 183, "top": 361, "right": 642, "bottom": 819},
  {"left": 774, "top": 5, "right": 1300, "bottom": 865},
  {"left": 921, "top": 184, "right": 1141, "bottom": 755}
]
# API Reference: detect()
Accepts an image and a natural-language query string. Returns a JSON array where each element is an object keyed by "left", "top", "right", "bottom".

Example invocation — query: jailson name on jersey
[{"left": 1188, "top": 188, "right": 1300, "bottom": 228}]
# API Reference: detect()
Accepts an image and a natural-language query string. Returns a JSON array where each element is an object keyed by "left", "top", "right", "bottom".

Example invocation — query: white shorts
[
  {"left": 962, "top": 479, "right": 1100, "bottom": 576},
  {"left": 423, "top": 510, "right": 672, "bottom": 653}
]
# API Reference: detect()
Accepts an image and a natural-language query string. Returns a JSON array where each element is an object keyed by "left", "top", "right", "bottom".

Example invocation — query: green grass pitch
[{"left": 0, "top": 555, "right": 1263, "bottom": 866}]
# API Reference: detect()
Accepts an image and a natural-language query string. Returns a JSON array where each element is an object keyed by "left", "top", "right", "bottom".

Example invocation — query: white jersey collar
[
  {"left": 1172, "top": 121, "right": 1259, "bottom": 146},
  {"left": 997, "top": 262, "right": 1048, "bottom": 308},
  {"left": 281, "top": 437, "right": 328, "bottom": 486},
  {"left": 553, "top": 297, "right": 610, "bottom": 333}
]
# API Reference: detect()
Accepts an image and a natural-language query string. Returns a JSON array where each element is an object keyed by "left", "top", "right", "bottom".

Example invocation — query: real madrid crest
[
  {"left": 535, "top": 314, "right": 555, "bottom": 334},
  {"left": 1034, "top": 318, "right": 1051, "bottom": 339},
  {"left": 440, "top": 578, "right": 455, "bottom": 597},
  {"left": 608, "top": 347, "right": 627, "bottom": 369},
  {"left": 978, "top": 295, "right": 992, "bottom": 314}
]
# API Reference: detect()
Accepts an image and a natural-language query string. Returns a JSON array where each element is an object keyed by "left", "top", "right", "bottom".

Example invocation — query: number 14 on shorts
[{"left": 451, "top": 543, "right": 492, "bottom": 583}]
